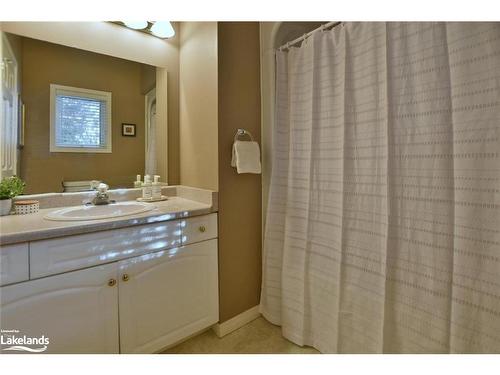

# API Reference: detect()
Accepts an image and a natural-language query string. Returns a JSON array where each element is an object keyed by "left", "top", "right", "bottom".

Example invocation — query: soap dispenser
[
  {"left": 134, "top": 175, "right": 142, "bottom": 188},
  {"left": 142, "top": 175, "right": 152, "bottom": 200},
  {"left": 152, "top": 175, "right": 162, "bottom": 200}
]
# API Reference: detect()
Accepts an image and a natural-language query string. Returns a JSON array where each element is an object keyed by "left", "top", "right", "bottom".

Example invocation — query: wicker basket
[{"left": 14, "top": 200, "right": 40, "bottom": 215}]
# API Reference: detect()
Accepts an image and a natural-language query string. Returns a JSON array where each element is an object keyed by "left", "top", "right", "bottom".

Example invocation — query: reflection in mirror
[{"left": 1, "top": 32, "right": 158, "bottom": 194}]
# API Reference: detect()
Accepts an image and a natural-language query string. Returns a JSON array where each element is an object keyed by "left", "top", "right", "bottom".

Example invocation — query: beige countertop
[{"left": 0, "top": 187, "right": 218, "bottom": 246}]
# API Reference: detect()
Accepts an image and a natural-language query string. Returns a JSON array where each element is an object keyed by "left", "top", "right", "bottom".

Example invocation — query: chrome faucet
[{"left": 92, "top": 183, "right": 112, "bottom": 205}]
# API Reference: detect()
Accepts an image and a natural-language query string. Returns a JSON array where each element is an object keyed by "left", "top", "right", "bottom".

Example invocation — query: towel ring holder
[{"left": 234, "top": 128, "right": 254, "bottom": 142}]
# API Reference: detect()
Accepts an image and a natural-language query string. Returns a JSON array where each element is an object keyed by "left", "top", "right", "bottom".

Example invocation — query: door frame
[
  {"left": 1, "top": 32, "right": 19, "bottom": 179},
  {"left": 145, "top": 87, "right": 157, "bottom": 175}
]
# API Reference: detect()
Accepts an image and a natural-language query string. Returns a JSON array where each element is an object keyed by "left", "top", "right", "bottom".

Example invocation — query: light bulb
[
  {"left": 150, "top": 21, "right": 175, "bottom": 38},
  {"left": 123, "top": 21, "right": 148, "bottom": 30}
]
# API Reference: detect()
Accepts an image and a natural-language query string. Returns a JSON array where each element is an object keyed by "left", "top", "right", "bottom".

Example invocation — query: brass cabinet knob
[
  {"left": 198, "top": 225, "right": 206, "bottom": 233},
  {"left": 122, "top": 274, "right": 130, "bottom": 282},
  {"left": 108, "top": 278, "right": 117, "bottom": 287}
]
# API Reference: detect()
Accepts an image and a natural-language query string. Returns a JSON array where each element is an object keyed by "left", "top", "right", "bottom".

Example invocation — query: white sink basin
[{"left": 44, "top": 201, "right": 155, "bottom": 221}]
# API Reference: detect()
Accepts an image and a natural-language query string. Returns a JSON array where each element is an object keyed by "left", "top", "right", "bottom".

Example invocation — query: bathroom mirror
[{"left": 1, "top": 31, "right": 162, "bottom": 194}]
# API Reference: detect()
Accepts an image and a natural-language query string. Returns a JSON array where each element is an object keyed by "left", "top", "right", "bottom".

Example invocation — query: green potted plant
[{"left": 0, "top": 176, "right": 25, "bottom": 216}]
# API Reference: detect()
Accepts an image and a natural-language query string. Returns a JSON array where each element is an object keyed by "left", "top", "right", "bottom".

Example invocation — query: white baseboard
[
  {"left": 212, "top": 305, "right": 261, "bottom": 338},
  {"left": 156, "top": 326, "right": 213, "bottom": 353}
]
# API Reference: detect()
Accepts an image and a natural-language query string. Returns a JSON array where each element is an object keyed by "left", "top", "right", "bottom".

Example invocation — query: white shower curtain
[{"left": 261, "top": 22, "right": 500, "bottom": 353}]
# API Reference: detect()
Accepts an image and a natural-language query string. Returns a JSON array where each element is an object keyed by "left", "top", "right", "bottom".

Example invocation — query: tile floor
[{"left": 162, "top": 317, "right": 319, "bottom": 354}]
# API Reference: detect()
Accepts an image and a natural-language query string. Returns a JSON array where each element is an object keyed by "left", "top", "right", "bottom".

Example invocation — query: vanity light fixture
[
  {"left": 112, "top": 21, "right": 176, "bottom": 39},
  {"left": 150, "top": 21, "right": 175, "bottom": 39},
  {"left": 123, "top": 21, "right": 148, "bottom": 30}
]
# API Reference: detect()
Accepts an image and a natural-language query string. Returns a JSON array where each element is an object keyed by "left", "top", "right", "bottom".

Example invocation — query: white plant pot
[{"left": 0, "top": 199, "right": 12, "bottom": 216}]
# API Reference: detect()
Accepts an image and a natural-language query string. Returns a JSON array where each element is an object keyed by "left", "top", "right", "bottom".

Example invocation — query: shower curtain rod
[{"left": 277, "top": 21, "right": 342, "bottom": 51}]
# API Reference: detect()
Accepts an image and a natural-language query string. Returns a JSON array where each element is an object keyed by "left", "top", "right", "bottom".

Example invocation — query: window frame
[{"left": 49, "top": 84, "right": 112, "bottom": 153}]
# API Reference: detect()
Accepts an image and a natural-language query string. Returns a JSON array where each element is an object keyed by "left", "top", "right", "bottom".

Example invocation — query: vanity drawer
[
  {"left": 0, "top": 243, "right": 29, "bottom": 286},
  {"left": 181, "top": 213, "right": 218, "bottom": 245},
  {"left": 30, "top": 220, "right": 181, "bottom": 279}
]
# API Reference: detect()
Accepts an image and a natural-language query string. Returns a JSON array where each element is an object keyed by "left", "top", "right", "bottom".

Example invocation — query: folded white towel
[{"left": 231, "top": 140, "right": 262, "bottom": 174}]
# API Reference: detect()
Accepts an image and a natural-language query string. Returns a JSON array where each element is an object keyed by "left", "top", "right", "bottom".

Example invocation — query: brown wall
[
  {"left": 217, "top": 22, "right": 262, "bottom": 322},
  {"left": 21, "top": 37, "right": 154, "bottom": 193}
]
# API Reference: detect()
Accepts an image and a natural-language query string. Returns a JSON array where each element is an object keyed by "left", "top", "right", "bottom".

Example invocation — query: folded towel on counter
[{"left": 231, "top": 140, "right": 262, "bottom": 174}]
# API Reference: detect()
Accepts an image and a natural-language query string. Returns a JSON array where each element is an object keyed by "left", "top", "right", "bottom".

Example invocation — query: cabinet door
[
  {"left": 0, "top": 263, "right": 119, "bottom": 354},
  {"left": 119, "top": 239, "right": 219, "bottom": 353}
]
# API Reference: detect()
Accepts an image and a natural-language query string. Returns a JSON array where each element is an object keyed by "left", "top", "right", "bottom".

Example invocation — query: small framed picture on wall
[{"left": 122, "top": 123, "right": 136, "bottom": 137}]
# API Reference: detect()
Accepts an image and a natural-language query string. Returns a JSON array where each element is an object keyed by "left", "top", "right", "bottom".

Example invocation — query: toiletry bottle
[
  {"left": 152, "top": 175, "right": 162, "bottom": 200},
  {"left": 142, "top": 175, "right": 152, "bottom": 200},
  {"left": 134, "top": 175, "right": 142, "bottom": 188}
]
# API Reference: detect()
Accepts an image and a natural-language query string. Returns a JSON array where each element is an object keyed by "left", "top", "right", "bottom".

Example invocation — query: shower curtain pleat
[
  {"left": 260, "top": 52, "right": 288, "bottom": 326},
  {"left": 381, "top": 23, "right": 456, "bottom": 353},
  {"left": 261, "top": 22, "right": 500, "bottom": 353},
  {"left": 445, "top": 22, "right": 500, "bottom": 353}
]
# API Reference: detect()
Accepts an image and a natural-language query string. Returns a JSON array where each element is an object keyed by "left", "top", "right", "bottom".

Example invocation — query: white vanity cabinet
[
  {"left": 118, "top": 239, "right": 219, "bottom": 353},
  {"left": 0, "top": 263, "right": 120, "bottom": 353},
  {"left": 0, "top": 213, "right": 219, "bottom": 354}
]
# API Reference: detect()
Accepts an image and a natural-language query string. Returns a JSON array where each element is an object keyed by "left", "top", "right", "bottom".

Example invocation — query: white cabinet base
[{"left": 0, "top": 213, "right": 219, "bottom": 354}]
